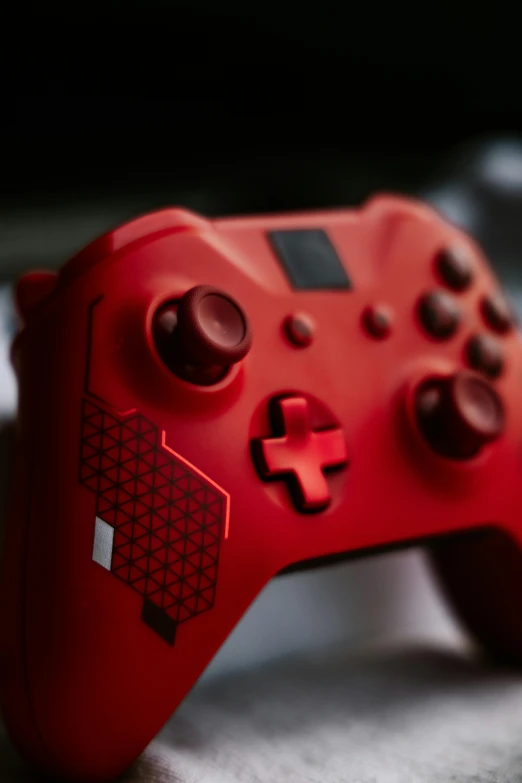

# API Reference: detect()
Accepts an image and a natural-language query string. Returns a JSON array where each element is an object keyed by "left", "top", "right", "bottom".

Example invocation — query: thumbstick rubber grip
[
  {"left": 415, "top": 370, "right": 505, "bottom": 459},
  {"left": 176, "top": 285, "right": 252, "bottom": 366},
  {"left": 153, "top": 285, "right": 252, "bottom": 385}
]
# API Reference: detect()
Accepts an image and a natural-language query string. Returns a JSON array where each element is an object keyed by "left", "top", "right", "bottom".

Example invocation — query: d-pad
[{"left": 252, "top": 396, "right": 348, "bottom": 512}]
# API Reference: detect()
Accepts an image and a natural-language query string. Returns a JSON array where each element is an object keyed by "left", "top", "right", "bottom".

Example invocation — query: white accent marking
[{"left": 92, "top": 516, "right": 114, "bottom": 570}]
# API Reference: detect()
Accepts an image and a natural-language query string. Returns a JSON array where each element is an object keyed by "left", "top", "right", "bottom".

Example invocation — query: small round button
[
  {"left": 153, "top": 285, "right": 252, "bottom": 385},
  {"left": 284, "top": 313, "right": 315, "bottom": 347},
  {"left": 481, "top": 292, "right": 514, "bottom": 334},
  {"left": 435, "top": 247, "right": 473, "bottom": 291},
  {"left": 415, "top": 371, "right": 505, "bottom": 459},
  {"left": 362, "top": 305, "right": 393, "bottom": 339},
  {"left": 466, "top": 334, "right": 504, "bottom": 379},
  {"left": 417, "top": 290, "right": 461, "bottom": 340}
]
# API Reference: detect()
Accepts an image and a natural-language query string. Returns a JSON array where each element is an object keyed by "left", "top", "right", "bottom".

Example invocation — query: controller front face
[{"left": 2, "top": 196, "right": 522, "bottom": 781}]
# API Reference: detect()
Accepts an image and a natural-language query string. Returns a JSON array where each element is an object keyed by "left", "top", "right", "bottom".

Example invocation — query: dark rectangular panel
[{"left": 267, "top": 229, "right": 351, "bottom": 290}]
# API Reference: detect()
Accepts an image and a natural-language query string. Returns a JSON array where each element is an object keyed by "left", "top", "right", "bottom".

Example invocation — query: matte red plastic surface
[{"left": 2, "top": 196, "right": 522, "bottom": 781}]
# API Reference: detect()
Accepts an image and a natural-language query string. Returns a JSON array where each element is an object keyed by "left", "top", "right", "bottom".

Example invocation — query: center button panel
[{"left": 251, "top": 396, "right": 349, "bottom": 512}]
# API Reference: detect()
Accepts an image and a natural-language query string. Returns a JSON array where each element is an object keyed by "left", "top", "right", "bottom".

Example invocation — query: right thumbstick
[{"left": 415, "top": 370, "right": 505, "bottom": 459}]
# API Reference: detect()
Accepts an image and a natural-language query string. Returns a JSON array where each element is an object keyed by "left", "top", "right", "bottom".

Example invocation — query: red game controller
[{"left": 2, "top": 195, "right": 522, "bottom": 781}]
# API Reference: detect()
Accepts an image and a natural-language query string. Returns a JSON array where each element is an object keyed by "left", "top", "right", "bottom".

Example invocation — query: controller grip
[{"left": 429, "top": 529, "right": 522, "bottom": 663}]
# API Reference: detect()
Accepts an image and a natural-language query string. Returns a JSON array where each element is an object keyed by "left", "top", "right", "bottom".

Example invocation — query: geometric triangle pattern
[{"left": 79, "top": 399, "right": 226, "bottom": 645}]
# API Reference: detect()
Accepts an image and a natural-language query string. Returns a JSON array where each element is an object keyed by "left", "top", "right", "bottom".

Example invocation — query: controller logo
[{"left": 79, "top": 400, "right": 229, "bottom": 645}]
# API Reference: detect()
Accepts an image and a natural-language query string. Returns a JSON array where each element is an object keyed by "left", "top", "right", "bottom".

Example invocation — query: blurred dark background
[{"left": 2, "top": 11, "right": 522, "bottom": 277}]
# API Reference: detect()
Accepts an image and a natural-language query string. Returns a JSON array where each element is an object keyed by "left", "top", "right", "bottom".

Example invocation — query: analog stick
[
  {"left": 415, "top": 370, "right": 505, "bottom": 459},
  {"left": 153, "top": 285, "right": 252, "bottom": 384}
]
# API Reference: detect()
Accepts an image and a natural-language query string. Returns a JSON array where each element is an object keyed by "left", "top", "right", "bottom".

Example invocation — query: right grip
[{"left": 430, "top": 528, "right": 522, "bottom": 663}]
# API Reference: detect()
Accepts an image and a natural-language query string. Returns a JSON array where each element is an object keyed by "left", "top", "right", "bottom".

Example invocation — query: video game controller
[{"left": 2, "top": 195, "right": 522, "bottom": 782}]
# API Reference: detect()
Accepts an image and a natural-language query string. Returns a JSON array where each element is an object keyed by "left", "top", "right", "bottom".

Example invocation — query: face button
[
  {"left": 284, "top": 313, "right": 316, "bottom": 347},
  {"left": 415, "top": 370, "right": 505, "bottom": 459},
  {"left": 466, "top": 334, "right": 504, "bottom": 379},
  {"left": 417, "top": 290, "right": 461, "bottom": 339},
  {"left": 153, "top": 285, "right": 252, "bottom": 385},
  {"left": 435, "top": 247, "right": 473, "bottom": 291},
  {"left": 481, "top": 292, "right": 515, "bottom": 334},
  {"left": 362, "top": 304, "right": 393, "bottom": 339},
  {"left": 251, "top": 396, "right": 348, "bottom": 512}
]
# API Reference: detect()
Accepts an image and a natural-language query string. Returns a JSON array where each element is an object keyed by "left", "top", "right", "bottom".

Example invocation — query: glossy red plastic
[{"left": 3, "top": 195, "right": 522, "bottom": 781}]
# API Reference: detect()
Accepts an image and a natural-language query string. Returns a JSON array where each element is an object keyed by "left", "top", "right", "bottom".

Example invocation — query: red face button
[
  {"left": 417, "top": 290, "right": 461, "bottom": 340},
  {"left": 435, "top": 247, "right": 473, "bottom": 291},
  {"left": 252, "top": 396, "right": 348, "bottom": 512},
  {"left": 481, "top": 292, "right": 515, "bottom": 334},
  {"left": 466, "top": 334, "right": 504, "bottom": 379}
]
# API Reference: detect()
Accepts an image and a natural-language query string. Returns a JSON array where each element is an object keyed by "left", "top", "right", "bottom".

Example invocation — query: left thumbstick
[{"left": 153, "top": 285, "right": 252, "bottom": 385}]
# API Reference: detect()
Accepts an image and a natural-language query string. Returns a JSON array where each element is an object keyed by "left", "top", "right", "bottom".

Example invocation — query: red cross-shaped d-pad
[{"left": 252, "top": 396, "right": 348, "bottom": 512}]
